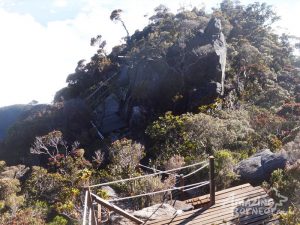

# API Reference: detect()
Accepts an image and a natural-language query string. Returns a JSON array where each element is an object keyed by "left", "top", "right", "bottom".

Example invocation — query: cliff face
[{"left": 93, "top": 18, "right": 227, "bottom": 134}]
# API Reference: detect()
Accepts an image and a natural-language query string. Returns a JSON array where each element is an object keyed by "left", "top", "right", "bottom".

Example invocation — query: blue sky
[{"left": 0, "top": 0, "right": 299, "bottom": 107}]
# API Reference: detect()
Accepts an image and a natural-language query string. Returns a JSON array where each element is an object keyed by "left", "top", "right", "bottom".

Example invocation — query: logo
[{"left": 224, "top": 187, "right": 288, "bottom": 216}]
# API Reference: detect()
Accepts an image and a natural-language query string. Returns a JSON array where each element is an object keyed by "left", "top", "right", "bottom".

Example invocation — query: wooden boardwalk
[{"left": 146, "top": 183, "right": 279, "bottom": 225}]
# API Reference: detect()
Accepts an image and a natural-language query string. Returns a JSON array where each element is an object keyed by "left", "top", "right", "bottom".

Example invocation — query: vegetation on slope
[{"left": 0, "top": 0, "right": 300, "bottom": 224}]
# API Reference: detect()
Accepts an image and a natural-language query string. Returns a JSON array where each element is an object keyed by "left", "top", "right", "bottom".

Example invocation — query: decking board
[{"left": 146, "top": 183, "right": 279, "bottom": 225}]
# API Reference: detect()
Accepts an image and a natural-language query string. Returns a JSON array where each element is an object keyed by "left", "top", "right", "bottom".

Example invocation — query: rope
[
  {"left": 87, "top": 160, "right": 207, "bottom": 188},
  {"left": 139, "top": 164, "right": 180, "bottom": 177},
  {"left": 107, "top": 181, "right": 209, "bottom": 202},
  {"left": 182, "top": 163, "right": 209, "bottom": 179},
  {"left": 183, "top": 181, "right": 210, "bottom": 192}
]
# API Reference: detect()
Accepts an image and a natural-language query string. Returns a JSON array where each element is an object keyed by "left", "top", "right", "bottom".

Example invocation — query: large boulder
[
  {"left": 126, "top": 17, "right": 227, "bottom": 109},
  {"left": 235, "top": 149, "right": 287, "bottom": 184},
  {"left": 95, "top": 94, "right": 127, "bottom": 133}
]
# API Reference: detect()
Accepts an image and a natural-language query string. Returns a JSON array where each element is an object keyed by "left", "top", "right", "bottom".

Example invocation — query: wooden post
[
  {"left": 97, "top": 204, "right": 101, "bottom": 224},
  {"left": 83, "top": 190, "right": 89, "bottom": 225},
  {"left": 87, "top": 188, "right": 98, "bottom": 225},
  {"left": 209, "top": 156, "right": 215, "bottom": 206},
  {"left": 179, "top": 174, "right": 185, "bottom": 200},
  {"left": 91, "top": 193, "right": 144, "bottom": 224}
]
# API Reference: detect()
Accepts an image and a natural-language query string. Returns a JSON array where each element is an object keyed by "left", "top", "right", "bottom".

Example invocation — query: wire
[
  {"left": 108, "top": 181, "right": 209, "bottom": 202},
  {"left": 87, "top": 160, "right": 207, "bottom": 188},
  {"left": 183, "top": 163, "right": 209, "bottom": 179},
  {"left": 139, "top": 164, "right": 180, "bottom": 177},
  {"left": 183, "top": 181, "right": 210, "bottom": 192}
]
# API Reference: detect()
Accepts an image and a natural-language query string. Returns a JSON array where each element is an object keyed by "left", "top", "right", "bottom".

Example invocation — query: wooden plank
[
  {"left": 146, "top": 189, "right": 267, "bottom": 224},
  {"left": 191, "top": 187, "right": 265, "bottom": 206},
  {"left": 186, "top": 204, "right": 274, "bottom": 225},
  {"left": 230, "top": 214, "right": 273, "bottom": 225},
  {"left": 146, "top": 193, "right": 270, "bottom": 225},
  {"left": 147, "top": 184, "right": 276, "bottom": 225},
  {"left": 151, "top": 200, "right": 273, "bottom": 225},
  {"left": 91, "top": 193, "right": 144, "bottom": 224},
  {"left": 187, "top": 184, "right": 254, "bottom": 206},
  {"left": 186, "top": 183, "right": 251, "bottom": 204},
  {"left": 147, "top": 189, "right": 269, "bottom": 224},
  {"left": 247, "top": 216, "right": 280, "bottom": 225},
  {"left": 190, "top": 186, "right": 264, "bottom": 207}
]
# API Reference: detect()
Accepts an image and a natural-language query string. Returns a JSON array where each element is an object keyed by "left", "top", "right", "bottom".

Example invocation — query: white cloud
[
  {"left": 0, "top": 1, "right": 127, "bottom": 106},
  {"left": 53, "top": 0, "right": 68, "bottom": 8}
]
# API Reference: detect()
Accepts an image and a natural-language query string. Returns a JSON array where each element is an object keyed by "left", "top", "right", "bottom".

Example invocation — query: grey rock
[
  {"left": 236, "top": 149, "right": 287, "bottom": 184},
  {"left": 129, "top": 106, "right": 146, "bottom": 129},
  {"left": 104, "top": 94, "right": 120, "bottom": 116},
  {"left": 97, "top": 94, "right": 127, "bottom": 133},
  {"left": 133, "top": 204, "right": 176, "bottom": 220},
  {"left": 109, "top": 213, "right": 136, "bottom": 225},
  {"left": 101, "top": 114, "right": 126, "bottom": 133},
  {"left": 118, "top": 65, "right": 129, "bottom": 86},
  {"left": 166, "top": 200, "right": 194, "bottom": 211},
  {"left": 0, "top": 164, "right": 29, "bottom": 179},
  {"left": 101, "top": 186, "right": 118, "bottom": 199}
]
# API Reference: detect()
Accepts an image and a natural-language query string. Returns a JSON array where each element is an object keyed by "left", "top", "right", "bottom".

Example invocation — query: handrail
[
  {"left": 138, "top": 164, "right": 180, "bottom": 177},
  {"left": 183, "top": 163, "right": 209, "bottom": 179},
  {"left": 108, "top": 181, "right": 210, "bottom": 202},
  {"left": 183, "top": 182, "right": 210, "bottom": 192},
  {"left": 82, "top": 157, "right": 215, "bottom": 225},
  {"left": 87, "top": 160, "right": 207, "bottom": 188},
  {"left": 91, "top": 193, "right": 144, "bottom": 224},
  {"left": 82, "top": 190, "right": 89, "bottom": 225}
]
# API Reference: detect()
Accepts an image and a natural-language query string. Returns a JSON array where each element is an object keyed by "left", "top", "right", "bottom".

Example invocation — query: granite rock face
[
  {"left": 95, "top": 18, "right": 227, "bottom": 134},
  {"left": 235, "top": 149, "right": 288, "bottom": 184}
]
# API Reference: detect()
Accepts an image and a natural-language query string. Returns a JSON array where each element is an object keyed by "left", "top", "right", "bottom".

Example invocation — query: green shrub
[
  {"left": 279, "top": 206, "right": 300, "bottom": 225},
  {"left": 47, "top": 215, "right": 68, "bottom": 225},
  {"left": 214, "top": 150, "right": 239, "bottom": 189}
]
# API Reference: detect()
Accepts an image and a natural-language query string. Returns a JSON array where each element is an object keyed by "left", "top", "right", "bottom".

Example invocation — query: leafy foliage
[{"left": 1, "top": 0, "right": 300, "bottom": 222}]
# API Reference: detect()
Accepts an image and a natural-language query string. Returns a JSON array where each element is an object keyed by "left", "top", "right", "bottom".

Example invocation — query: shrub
[
  {"left": 279, "top": 206, "right": 300, "bottom": 225},
  {"left": 48, "top": 215, "right": 68, "bottom": 225},
  {"left": 214, "top": 150, "right": 239, "bottom": 189},
  {"left": 110, "top": 138, "right": 145, "bottom": 178},
  {"left": 264, "top": 165, "right": 300, "bottom": 208}
]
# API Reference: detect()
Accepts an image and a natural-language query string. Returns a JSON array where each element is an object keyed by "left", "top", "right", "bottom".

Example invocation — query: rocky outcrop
[
  {"left": 94, "top": 17, "right": 227, "bottom": 134},
  {"left": 0, "top": 164, "right": 29, "bottom": 179},
  {"left": 94, "top": 94, "right": 126, "bottom": 133},
  {"left": 109, "top": 201, "right": 194, "bottom": 224},
  {"left": 235, "top": 149, "right": 287, "bottom": 184},
  {"left": 133, "top": 204, "right": 177, "bottom": 220}
]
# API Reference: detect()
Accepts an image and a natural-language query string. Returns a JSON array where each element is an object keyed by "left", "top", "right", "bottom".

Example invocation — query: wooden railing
[{"left": 82, "top": 156, "right": 215, "bottom": 225}]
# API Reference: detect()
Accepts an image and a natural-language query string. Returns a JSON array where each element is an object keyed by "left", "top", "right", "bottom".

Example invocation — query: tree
[{"left": 110, "top": 9, "right": 129, "bottom": 38}]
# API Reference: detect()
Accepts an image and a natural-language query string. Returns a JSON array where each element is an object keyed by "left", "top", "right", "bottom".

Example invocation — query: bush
[
  {"left": 109, "top": 138, "right": 145, "bottom": 179},
  {"left": 214, "top": 150, "right": 239, "bottom": 189},
  {"left": 279, "top": 206, "right": 300, "bottom": 225},
  {"left": 263, "top": 164, "right": 300, "bottom": 208},
  {"left": 48, "top": 215, "right": 68, "bottom": 225}
]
